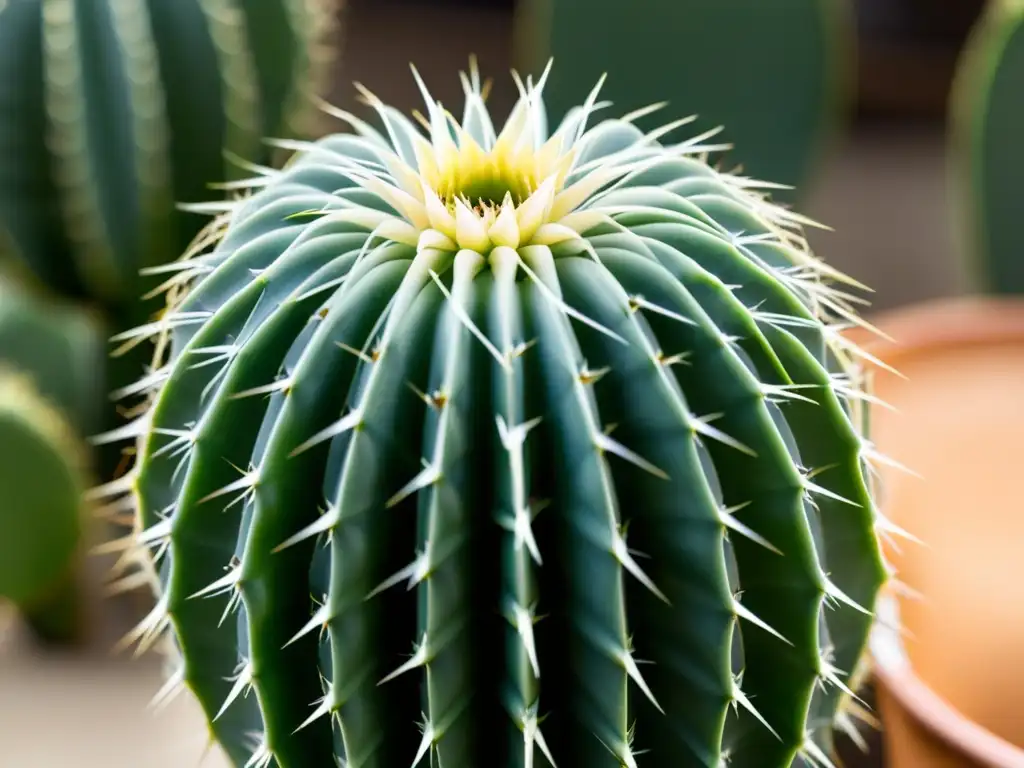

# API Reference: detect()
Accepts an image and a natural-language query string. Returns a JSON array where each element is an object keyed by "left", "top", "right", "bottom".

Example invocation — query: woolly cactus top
[
  {"left": 95, "top": 62, "right": 899, "bottom": 768},
  {"left": 262, "top": 61, "right": 832, "bottom": 267}
]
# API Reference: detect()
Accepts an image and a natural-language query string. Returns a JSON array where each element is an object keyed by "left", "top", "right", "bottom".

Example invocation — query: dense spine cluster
[
  {"left": 0, "top": 0, "right": 340, "bottom": 306},
  {"left": 97, "top": 65, "right": 899, "bottom": 768}
]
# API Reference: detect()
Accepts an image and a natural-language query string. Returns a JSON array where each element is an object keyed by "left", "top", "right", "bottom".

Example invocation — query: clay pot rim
[
  {"left": 856, "top": 294, "right": 1024, "bottom": 768},
  {"left": 850, "top": 294, "right": 1024, "bottom": 358},
  {"left": 874, "top": 652, "right": 1024, "bottom": 768}
]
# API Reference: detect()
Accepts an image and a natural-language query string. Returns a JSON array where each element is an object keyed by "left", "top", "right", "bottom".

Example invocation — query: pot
[{"left": 851, "top": 296, "right": 1024, "bottom": 767}]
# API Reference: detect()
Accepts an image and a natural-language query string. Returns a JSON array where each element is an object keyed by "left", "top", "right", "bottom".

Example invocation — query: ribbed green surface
[
  {"left": 951, "top": 0, "right": 1024, "bottom": 295},
  {"left": 514, "top": 0, "right": 854, "bottom": 199},
  {"left": 0, "top": 279, "right": 107, "bottom": 438},
  {"left": 105, "top": 72, "right": 887, "bottom": 768},
  {"left": 0, "top": 373, "right": 85, "bottom": 637},
  {"left": 0, "top": 0, "right": 82, "bottom": 297},
  {"left": 0, "top": 277, "right": 102, "bottom": 644},
  {"left": 0, "top": 0, "right": 338, "bottom": 308}
]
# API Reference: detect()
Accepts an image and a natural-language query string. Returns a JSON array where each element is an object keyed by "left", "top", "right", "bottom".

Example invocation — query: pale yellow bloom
[{"left": 317, "top": 61, "right": 635, "bottom": 256}]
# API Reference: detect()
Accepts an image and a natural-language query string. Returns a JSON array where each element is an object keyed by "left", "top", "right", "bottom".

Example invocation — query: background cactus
[
  {"left": 0, "top": 0, "right": 343, "bottom": 645},
  {"left": 0, "top": 0, "right": 340, "bottom": 310},
  {"left": 0, "top": 277, "right": 107, "bottom": 438},
  {"left": 102, "top": 65, "right": 894, "bottom": 767},
  {"left": 949, "top": 0, "right": 1024, "bottom": 294},
  {"left": 0, "top": 277, "right": 104, "bottom": 642},
  {"left": 513, "top": 0, "right": 856, "bottom": 203},
  {"left": 0, "top": 371, "right": 90, "bottom": 644}
]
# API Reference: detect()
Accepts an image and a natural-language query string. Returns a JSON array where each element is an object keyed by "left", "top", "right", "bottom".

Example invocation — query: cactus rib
[{"left": 0, "top": 0, "right": 340, "bottom": 307}]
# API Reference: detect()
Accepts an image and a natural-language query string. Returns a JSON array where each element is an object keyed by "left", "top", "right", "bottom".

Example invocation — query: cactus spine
[
  {"left": 0, "top": 0, "right": 340, "bottom": 307},
  {"left": 950, "top": 0, "right": 1024, "bottom": 294},
  {"left": 101, "top": 64, "right": 896, "bottom": 768},
  {"left": 0, "top": 0, "right": 342, "bottom": 648}
]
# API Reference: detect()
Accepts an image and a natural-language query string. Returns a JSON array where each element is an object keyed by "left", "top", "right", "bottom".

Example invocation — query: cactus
[
  {"left": 513, "top": 0, "right": 855, "bottom": 202},
  {"left": 950, "top": 0, "right": 1024, "bottom": 294},
  {"left": 0, "top": 278, "right": 105, "bottom": 643},
  {"left": 0, "top": 371, "right": 89, "bottom": 644},
  {"left": 100, "top": 64, "right": 895, "bottom": 768},
  {"left": 0, "top": 0, "right": 340, "bottom": 308},
  {"left": 0, "top": 277, "right": 108, "bottom": 437}
]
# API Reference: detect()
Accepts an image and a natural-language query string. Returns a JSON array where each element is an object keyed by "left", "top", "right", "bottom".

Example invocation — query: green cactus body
[
  {"left": 514, "top": 0, "right": 854, "bottom": 202},
  {"left": 0, "top": 278, "right": 107, "bottom": 437},
  {"left": 101, "top": 65, "right": 892, "bottom": 768},
  {"left": 0, "top": 0, "right": 339, "bottom": 307},
  {"left": 950, "top": 0, "right": 1024, "bottom": 294},
  {"left": 0, "top": 371, "right": 88, "bottom": 643}
]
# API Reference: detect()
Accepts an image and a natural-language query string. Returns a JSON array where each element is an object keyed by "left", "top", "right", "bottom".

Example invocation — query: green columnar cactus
[
  {"left": 513, "top": 0, "right": 855, "bottom": 201},
  {"left": 950, "top": 0, "right": 1024, "bottom": 294},
  {"left": 0, "top": 0, "right": 340, "bottom": 307},
  {"left": 99, "top": 64, "right": 895, "bottom": 768},
  {"left": 0, "top": 371, "right": 89, "bottom": 644}
]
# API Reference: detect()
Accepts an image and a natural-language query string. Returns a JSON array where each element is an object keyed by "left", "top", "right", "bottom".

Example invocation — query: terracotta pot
[{"left": 850, "top": 296, "right": 1024, "bottom": 767}]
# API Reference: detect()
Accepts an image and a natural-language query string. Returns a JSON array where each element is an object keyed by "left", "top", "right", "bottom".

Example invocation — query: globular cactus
[
  {"left": 0, "top": 277, "right": 107, "bottom": 438},
  {"left": 0, "top": 278, "right": 105, "bottom": 642},
  {"left": 100, "top": 63, "right": 897, "bottom": 768},
  {"left": 0, "top": 0, "right": 340, "bottom": 307},
  {"left": 513, "top": 0, "right": 855, "bottom": 201},
  {"left": 0, "top": 371, "right": 89, "bottom": 644},
  {"left": 950, "top": 0, "right": 1024, "bottom": 294}
]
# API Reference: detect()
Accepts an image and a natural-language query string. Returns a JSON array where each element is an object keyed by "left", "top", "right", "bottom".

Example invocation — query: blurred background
[{"left": 1, "top": 0, "right": 1020, "bottom": 766}]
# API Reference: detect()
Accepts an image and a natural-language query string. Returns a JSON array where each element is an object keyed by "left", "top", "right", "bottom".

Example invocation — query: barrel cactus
[
  {"left": 0, "top": 0, "right": 339, "bottom": 307},
  {"left": 0, "top": 371, "right": 90, "bottom": 644},
  {"left": 100, "top": 63, "right": 895, "bottom": 768}
]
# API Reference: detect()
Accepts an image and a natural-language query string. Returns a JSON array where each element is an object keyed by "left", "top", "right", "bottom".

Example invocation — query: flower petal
[
  {"left": 418, "top": 229, "right": 457, "bottom": 253},
  {"left": 421, "top": 183, "right": 457, "bottom": 239},
  {"left": 488, "top": 193, "right": 521, "bottom": 249},
  {"left": 516, "top": 175, "right": 558, "bottom": 243},
  {"left": 530, "top": 223, "right": 580, "bottom": 247},
  {"left": 454, "top": 197, "right": 491, "bottom": 252}
]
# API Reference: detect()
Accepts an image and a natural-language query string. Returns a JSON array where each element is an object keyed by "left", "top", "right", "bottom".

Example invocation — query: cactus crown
[{"left": 101, "top": 61, "right": 894, "bottom": 768}]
